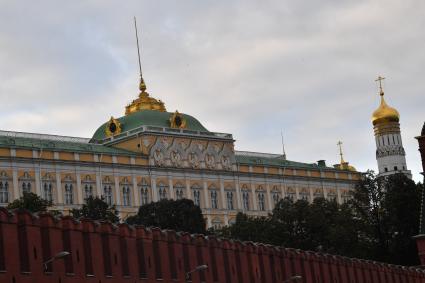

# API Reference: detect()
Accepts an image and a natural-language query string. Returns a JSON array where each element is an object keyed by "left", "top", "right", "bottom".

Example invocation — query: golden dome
[
  {"left": 125, "top": 77, "right": 166, "bottom": 115},
  {"left": 371, "top": 92, "right": 399, "bottom": 126}
]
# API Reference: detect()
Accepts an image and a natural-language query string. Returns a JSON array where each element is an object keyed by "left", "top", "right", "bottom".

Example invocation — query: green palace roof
[
  {"left": 235, "top": 152, "right": 334, "bottom": 170},
  {"left": 0, "top": 135, "right": 135, "bottom": 156},
  {"left": 92, "top": 110, "right": 209, "bottom": 141}
]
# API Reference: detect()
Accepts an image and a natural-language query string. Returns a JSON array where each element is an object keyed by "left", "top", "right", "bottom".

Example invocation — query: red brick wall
[{"left": 0, "top": 209, "right": 424, "bottom": 283}]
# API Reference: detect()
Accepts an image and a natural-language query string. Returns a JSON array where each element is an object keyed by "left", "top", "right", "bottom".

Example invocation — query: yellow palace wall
[{"left": 0, "top": 147, "right": 360, "bottom": 228}]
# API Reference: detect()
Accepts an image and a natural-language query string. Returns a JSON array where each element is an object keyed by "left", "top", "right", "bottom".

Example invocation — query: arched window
[
  {"left": 104, "top": 185, "right": 113, "bottom": 205},
  {"left": 140, "top": 179, "right": 149, "bottom": 205},
  {"left": 64, "top": 184, "right": 73, "bottom": 205},
  {"left": 22, "top": 182, "right": 31, "bottom": 194},
  {"left": 84, "top": 184, "right": 93, "bottom": 202},
  {"left": 272, "top": 192, "right": 280, "bottom": 207},
  {"left": 212, "top": 218, "right": 222, "bottom": 229},
  {"left": 43, "top": 183, "right": 53, "bottom": 202},
  {"left": 122, "top": 186, "right": 131, "bottom": 206},
  {"left": 314, "top": 189, "right": 323, "bottom": 199},
  {"left": 0, "top": 182, "right": 8, "bottom": 203},
  {"left": 342, "top": 191, "right": 351, "bottom": 203},
  {"left": 258, "top": 192, "right": 265, "bottom": 211},
  {"left": 174, "top": 183, "right": 184, "bottom": 200},
  {"left": 210, "top": 190, "right": 218, "bottom": 209},
  {"left": 242, "top": 191, "right": 250, "bottom": 211},
  {"left": 193, "top": 189, "right": 201, "bottom": 207},
  {"left": 327, "top": 190, "right": 337, "bottom": 201},
  {"left": 300, "top": 189, "right": 310, "bottom": 202},
  {"left": 286, "top": 188, "right": 296, "bottom": 201},
  {"left": 158, "top": 182, "right": 168, "bottom": 200},
  {"left": 226, "top": 191, "right": 234, "bottom": 210}
]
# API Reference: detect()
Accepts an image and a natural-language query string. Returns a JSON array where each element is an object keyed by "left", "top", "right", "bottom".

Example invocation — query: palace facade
[{"left": 0, "top": 76, "right": 360, "bottom": 227}]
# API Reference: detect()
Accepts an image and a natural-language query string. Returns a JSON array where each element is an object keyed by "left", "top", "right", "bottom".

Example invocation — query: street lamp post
[
  {"left": 43, "top": 251, "right": 70, "bottom": 271},
  {"left": 185, "top": 264, "right": 208, "bottom": 282},
  {"left": 283, "top": 275, "right": 302, "bottom": 283}
]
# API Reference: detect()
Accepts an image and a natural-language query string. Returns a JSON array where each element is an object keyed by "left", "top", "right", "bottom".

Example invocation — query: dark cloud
[{"left": 0, "top": 0, "right": 423, "bottom": 181}]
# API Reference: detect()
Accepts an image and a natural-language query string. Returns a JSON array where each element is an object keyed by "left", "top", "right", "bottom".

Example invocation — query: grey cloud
[{"left": 0, "top": 0, "right": 423, "bottom": 181}]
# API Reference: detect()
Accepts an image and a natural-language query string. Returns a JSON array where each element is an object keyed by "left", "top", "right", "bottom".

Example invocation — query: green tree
[
  {"left": 349, "top": 171, "right": 421, "bottom": 265},
  {"left": 71, "top": 196, "right": 119, "bottom": 223},
  {"left": 7, "top": 192, "right": 52, "bottom": 213},
  {"left": 126, "top": 199, "right": 206, "bottom": 234}
]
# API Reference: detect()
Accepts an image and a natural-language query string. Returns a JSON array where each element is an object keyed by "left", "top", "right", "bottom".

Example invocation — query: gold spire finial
[
  {"left": 375, "top": 76, "right": 385, "bottom": 96},
  {"left": 124, "top": 17, "right": 167, "bottom": 115},
  {"left": 337, "top": 140, "right": 345, "bottom": 164},
  {"left": 134, "top": 17, "right": 147, "bottom": 93}
]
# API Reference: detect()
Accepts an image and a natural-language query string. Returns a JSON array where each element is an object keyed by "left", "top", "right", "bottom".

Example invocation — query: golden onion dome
[{"left": 371, "top": 92, "right": 400, "bottom": 126}]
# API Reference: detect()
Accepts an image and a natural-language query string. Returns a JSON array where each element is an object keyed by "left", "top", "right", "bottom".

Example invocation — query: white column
[
  {"left": 56, "top": 172, "right": 63, "bottom": 205},
  {"left": 132, "top": 176, "right": 139, "bottom": 207},
  {"left": 336, "top": 186, "right": 342, "bottom": 204},
  {"left": 295, "top": 186, "right": 300, "bottom": 201},
  {"left": 207, "top": 215, "right": 212, "bottom": 228},
  {"left": 266, "top": 183, "right": 272, "bottom": 211},
  {"left": 203, "top": 180, "right": 209, "bottom": 208},
  {"left": 224, "top": 214, "right": 229, "bottom": 225},
  {"left": 95, "top": 171, "right": 102, "bottom": 197},
  {"left": 114, "top": 176, "right": 121, "bottom": 205},
  {"left": 235, "top": 179, "right": 242, "bottom": 210},
  {"left": 151, "top": 177, "right": 158, "bottom": 202},
  {"left": 323, "top": 187, "right": 328, "bottom": 199},
  {"left": 250, "top": 183, "right": 258, "bottom": 211},
  {"left": 280, "top": 183, "right": 285, "bottom": 198},
  {"left": 76, "top": 172, "right": 83, "bottom": 205},
  {"left": 219, "top": 179, "right": 226, "bottom": 209},
  {"left": 185, "top": 179, "right": 191, "bottom": 201},
  {"left": 309, "top": 187, "right": 314, "bottom": 203},
  {"left": 35, "top": 168, "right": 41, "bottom": 195},
  {"left": 12, "top": 168, "right": 19, "bottom": 200},
  {"left": 169, "top": 178, "right": 174, "bottom": 199}
]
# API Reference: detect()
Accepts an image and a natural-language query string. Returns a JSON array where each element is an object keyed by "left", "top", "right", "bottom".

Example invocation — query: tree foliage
[
  {"left": 7, "top": 192, "right": 52, "bottom": 213},
  {"left": 350, "top": 171, "right": 421, "bottom": 265},
  {"left": 211, "top": 171, "right": 422, "bottom": 266},
  {"left": 71, "top": 196, "right": 119, "bottom": 223},
  {"left": 126, "top": 199, "right": 206, "bottom": 234}
]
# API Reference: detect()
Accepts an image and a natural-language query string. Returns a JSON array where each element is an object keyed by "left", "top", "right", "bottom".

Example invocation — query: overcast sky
[{"left": 0, "top": 1, "right": 423, "bottom": 182}]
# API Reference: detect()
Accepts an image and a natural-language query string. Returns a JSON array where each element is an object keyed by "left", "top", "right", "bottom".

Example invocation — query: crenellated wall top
[{"left": 0, "top": 208, "right": 425, "bottom": 276}]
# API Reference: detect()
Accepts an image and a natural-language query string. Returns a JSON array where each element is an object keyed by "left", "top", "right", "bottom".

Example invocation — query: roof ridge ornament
[
  {"left": 375, "top": 76, "right": 385, "bottom": 96},
  {"left": 134, "top": 17, "right": 147, "bottom": 93},
  {"left": 124, "top": 17, "right": 166, "bottom": 115},
  {"left": 337, "top": 140, "right": 345, "bottom": 164}
]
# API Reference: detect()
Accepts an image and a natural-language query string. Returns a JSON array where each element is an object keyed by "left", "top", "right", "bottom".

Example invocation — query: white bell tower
[{"left": 372, "top": 77, "right": 411, "bottom": 178}]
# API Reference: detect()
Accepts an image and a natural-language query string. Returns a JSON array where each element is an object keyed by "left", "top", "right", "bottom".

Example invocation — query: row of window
[{"left": 0, "top": 180, "right": 351, "bottom": 207}]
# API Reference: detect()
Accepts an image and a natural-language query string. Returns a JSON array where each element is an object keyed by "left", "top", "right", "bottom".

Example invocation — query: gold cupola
[
  {"left": 125, "top": 18, "right": 166, "bottom": 115},
  {"left": 371, "top": 77, "right": 400, "bottom": 126},
  {"left": 125, "top": 76, "right": 166, "bottom": 115}
]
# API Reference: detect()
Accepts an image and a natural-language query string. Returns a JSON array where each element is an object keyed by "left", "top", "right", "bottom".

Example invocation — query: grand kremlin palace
[{"left": 0, "top": 77, "right": 360, "bottom": 228}]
